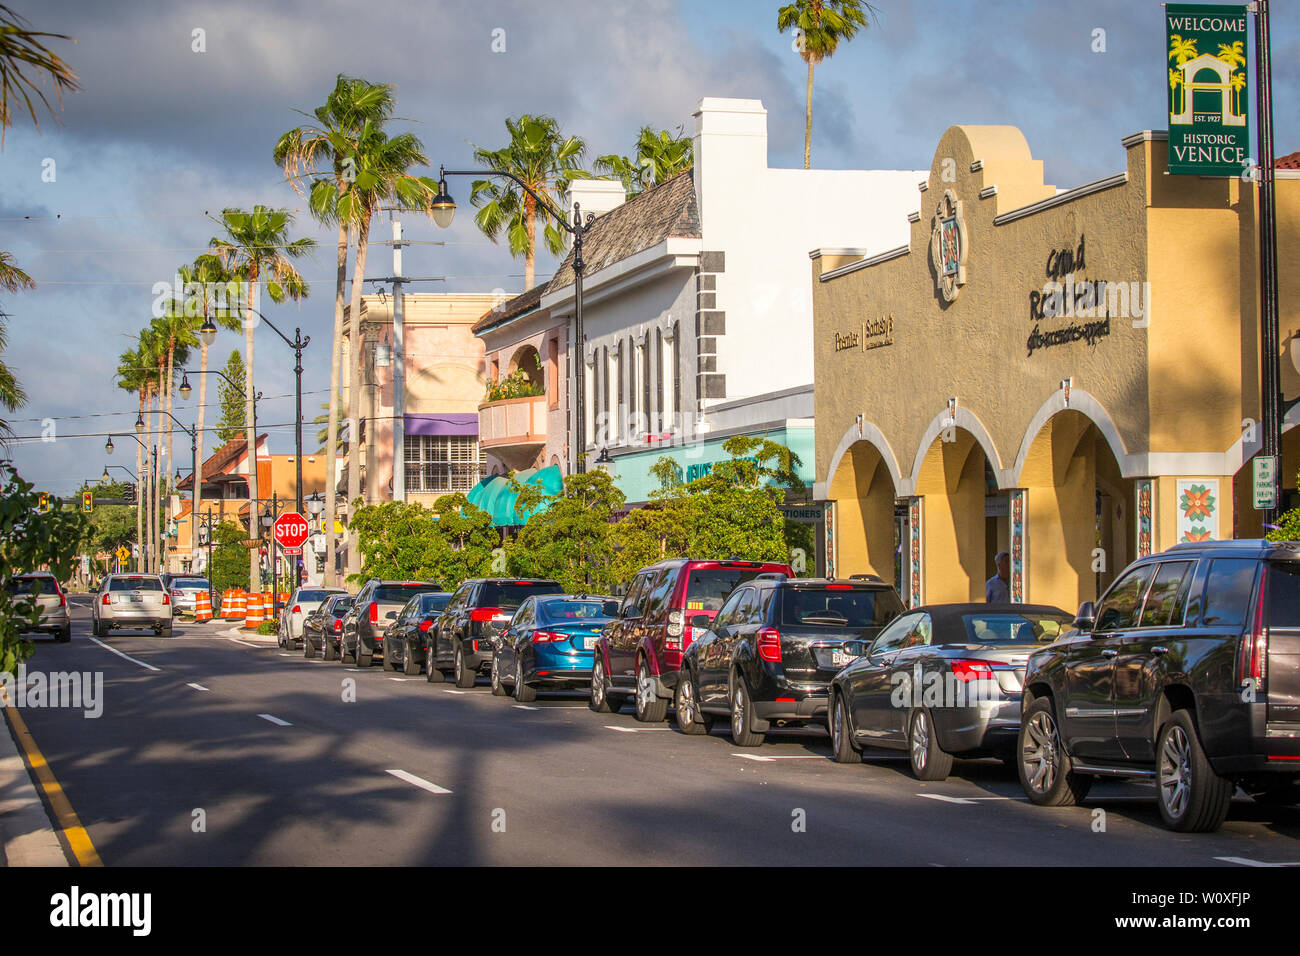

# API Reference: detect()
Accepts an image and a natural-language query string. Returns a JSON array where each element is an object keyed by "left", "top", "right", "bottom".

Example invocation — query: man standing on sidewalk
[{"left": 986, "top": 551, "right": 1010, "bottom": 603}]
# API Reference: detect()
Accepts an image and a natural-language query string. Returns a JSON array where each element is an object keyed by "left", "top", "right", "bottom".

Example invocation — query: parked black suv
[
  {"left": 1019, "top": 539, "right": 1300, "bottom": 832},
  {"left": 677, "top": 575, "right": 905, "bottom": 745},
  {"left": 427, "top": 579, "right": 564, "bottom": 687},
  {"left": 340, "top": 580, "right": 440, "bottom": 667}
]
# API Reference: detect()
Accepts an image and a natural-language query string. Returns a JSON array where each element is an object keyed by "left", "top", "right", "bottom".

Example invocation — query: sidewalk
[{"left": 0, "top": 709, "right": 68, "bottom": 866}]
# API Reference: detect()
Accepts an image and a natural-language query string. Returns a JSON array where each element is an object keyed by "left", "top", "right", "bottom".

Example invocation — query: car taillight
[
  {"left": 292, "top": 605, "right": 301, "bottom": 615},
  {"left": 532, "top": 630, "right": 565, "bottom": 643},
  {"left": 162, "top": 592, "right": 170, "bottom": 605},
  {"left": 369, "top": 602, "right": 378, "bottom": 625},
  {"left": 418, "top": 620, "right": 434, "bottom": 632},
  {"left": 101, "top": 593, "right": 111, "bottom": 606},
  {"left": 1240, "top": 571, "right": 1269, "bottom": 688},
  {"left": 172, "top": 589, "right": 184, "bottom": 598},
  {"left": 825, "top": 584, "right": 852, "bottom": 590},
  {"left": 950, "top": 660, "right": 996, "bottom": 682},
  {"left": 59, "top": 591, "right": 66, "bottom": 607},
  {"left": 333, "top": 620, "right": 342, "bottom": 633},
  {"left": 667, "top": 608, "right": 683, "bottom": 638},
  {"left": 470, "top": 607, "right": 503, "bottom": 622},
  {"left": 757, "top": 627, "right": 782, "bottom": 663}
]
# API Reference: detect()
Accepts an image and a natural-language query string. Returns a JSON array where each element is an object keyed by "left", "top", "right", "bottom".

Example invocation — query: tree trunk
[
  {"left": 136, "top": 388, "right": 145, "bottom": 572},
  {"left": 524, "top": 192, "right": 536, "bottom": 291},
  {"left": 245, "top": 273, "right": 260, "bottom": 594},
  {"left": 324, "top": 216, "right": 348, "bottom": 587},
  {"left": 345, "top": 214, "right": 372, "bottom": 582},
  {"left": 156, "top": 358, "right": 168, "bottom": 574},
  {"left": 194, "top": 338, "right": 208, "bottom": 574},
  {"left": 164, "top": 342, "right": 176, "bottom": 572},
  {"left": 804, "top": 59, "right": 814, "bottom": 170},
  {"left": 148, "top": 385, "right": 158, "bottom": 573}
]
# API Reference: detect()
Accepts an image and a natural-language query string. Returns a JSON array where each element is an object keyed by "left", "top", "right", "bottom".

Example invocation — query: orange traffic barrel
[
  {"left": 195, "top": 590, "right": 213, "bottom": 622},
  {"left": 244, "top": 591, "right": 264, "bottom": 629},
  {"left": 232, "top": 590, "right": 247, "bottom": 619}
]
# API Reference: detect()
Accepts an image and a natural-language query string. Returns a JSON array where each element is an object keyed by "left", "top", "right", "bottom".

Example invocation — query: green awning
[{"left": 467, "top": 464, "right": 564, "bottom": 527}]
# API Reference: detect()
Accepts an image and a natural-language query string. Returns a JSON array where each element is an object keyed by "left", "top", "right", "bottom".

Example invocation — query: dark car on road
[
  {"left": 383, "top": 591, "right": 452, "bottom": 675},
  {"left": 1018, "top": 539, "right": 1300, "bottom": 832},
  {"left": 427, "top": 579, "right": 565, "bottom": 687},
  {"left": 491, "top": 595, "right": 620, "bottom": 701},
  {"left": 828, "top": 603, "right": 1073, "bottom": 779},
  {"left": 591, "top": 558, "right": 793, "bottom": 721},
  {"left": 340, "top": 580, "right": 440, "bottom": 667},
  {"left": 306, "top": 594, "right": 355, "bottom": 660},
  {"left": 679, "top": 576, "right": 905, "bottom": 744}
]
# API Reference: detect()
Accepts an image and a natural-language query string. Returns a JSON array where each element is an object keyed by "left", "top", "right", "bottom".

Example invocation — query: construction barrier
[
  {"left": 244, "top": 591, "right": 264, "bottom": 629},
  {"left": 194, "top": 590, "right": 213, "bottom": 623},
  {"left": 221, "top": 589, "right": 246, "bottom": 620},
  {"left": 263, "top": 590, "right": 276, "bottom": 621}
]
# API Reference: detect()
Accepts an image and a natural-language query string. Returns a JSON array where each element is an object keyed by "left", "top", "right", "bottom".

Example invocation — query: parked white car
[{"left": 278, "top": 586, "right": 348, "bottom": 649}]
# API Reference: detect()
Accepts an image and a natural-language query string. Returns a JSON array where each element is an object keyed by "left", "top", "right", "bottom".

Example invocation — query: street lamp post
[
  {"left": 431, "top": 166, "right": 597, "bottom": 473},
  {"left": 260, "top": 493, "right": 279, "bottom": 615},
  {"left": 137, "top": 407, "right": 197, "bottom": 577},
  {"left": 180, "top": 367, "right": 262, "bottom": 546},
  {"left": 106, "top": 432, "right": 148, "bottom": 571}
]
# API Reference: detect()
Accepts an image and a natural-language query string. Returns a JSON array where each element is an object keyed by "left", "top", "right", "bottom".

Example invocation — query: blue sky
[{"left": 2, "top": 0, "right": 1296, "bottom": 494}]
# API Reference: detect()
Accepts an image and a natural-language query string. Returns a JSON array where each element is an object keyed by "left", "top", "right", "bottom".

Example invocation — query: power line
[
  {"left": 26, "top": 274, "right": 529, "bottom": 285},
  {"left": 2, "top": 388, "right": 330, "bottom": 424}
]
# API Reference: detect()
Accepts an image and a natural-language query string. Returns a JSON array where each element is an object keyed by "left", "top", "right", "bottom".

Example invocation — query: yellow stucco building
[{"left": 811, "top": 125, "right": 1300, "bottom": 614}]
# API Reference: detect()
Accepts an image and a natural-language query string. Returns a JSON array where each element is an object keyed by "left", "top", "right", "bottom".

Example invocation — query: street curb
[
  {"left": 0, "top": 708, "right": 68, "bottom": 867},
  {"left": 221, "top": 626, "right": 277, "bottom": 645}
]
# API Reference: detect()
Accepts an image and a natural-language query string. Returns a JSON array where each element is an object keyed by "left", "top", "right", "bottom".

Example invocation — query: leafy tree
[
  {"left": 507, "top": 470, "right": 625, "bottom": 592},
  {"left": 0, "top": 250, "right": 31, "bottom": 440},
  {"left": 595, "top": 125, "right": 693, "bottom": 198},
  {"left": 77, "top": 480, "right": 137, "bottom": 554},
  {"left": 214, "top": 349, "right": 247, "bottom": 443},
  {"left": 347, "top": 494, "right": 497, "bottom": 588},
  {"left": 777, "top": 0, "right": 874, "bottom": 168},
  {"left": 0, "top": 463, "right": 89, "bottom": 673},
  {"left": 471, "top": 114, "right": 589, "bottom": 290},
  {"left": 209, "top": 521, "right": 251, "bottom": 594}
]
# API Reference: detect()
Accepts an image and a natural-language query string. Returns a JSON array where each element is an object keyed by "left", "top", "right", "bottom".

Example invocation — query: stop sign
[{"left": 273, "top": 512, "right": 310, "bottom": 553}]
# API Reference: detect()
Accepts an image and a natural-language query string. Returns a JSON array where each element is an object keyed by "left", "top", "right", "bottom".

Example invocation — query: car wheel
[
  {"left": 1018, "top": 696, "right": 1093, "bottom": 806},
  {"left": 908, "top": 708, "right": 953, "bottom": 781},
  {"left": 729, "top": 677, "right": 764, "bottom": 747},
  {"left": 453, "top": 644, "right": 476, "bottom": 688},
  {"left": 402, "top": 640, "right": 420, "bottom": 677},
  {"left": 425, "top": 647, "right": 444, "bottom": 683},
  {"left": 514, "top": 659, "right": 537, "bottom": 703},
  {"left": 1157, "top": 709, "right": 1232, "bottom": 832},
  {"left": 356, "top": 641, "right": 373, "bottom": 668},
  {"left": 57, "top": 625, "right": 71, "bottom": 644},
  {"left": 490, "top": 653, "right": 510, "bottom": 696},
  {"left": 304, "top": 634, "right": 317, "bottom": 659},
  {"left": 634, "top": 658, "right": 668, "bottom": 723},
  {"left": 159, "top": 625, "right": 173, "bottom": 639},
  {"left": 91, "top": 618, "right": 100, "bottom": 638},
  {"left": 673, "top": 668, "right": 711, "bottom": 735},
  {"left": 589, "top": 655, "right": 622, "bottom": 713},
  {"left": 830, "top": 691, "right": 860, "bottom": 763},
  {"left": 341, "top": 635, "right": 356, "bottom": 665},
  {"left": 382, "top": 637, "right": 397, "bottom": 672},
  {"left": 323, "top": 636, "right": 338, "bottom": 661}
]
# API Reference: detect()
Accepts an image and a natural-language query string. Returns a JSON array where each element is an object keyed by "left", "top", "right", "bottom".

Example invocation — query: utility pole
[
  {"left": 1255, "top": 0, "right": 1281, "bottom": 527},
  {"left": 392, "top": 215, "right": 406, "bottom": 503}
]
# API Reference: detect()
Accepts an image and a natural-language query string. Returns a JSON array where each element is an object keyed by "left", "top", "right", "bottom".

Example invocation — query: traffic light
[
  {"left": 37, "top": 492, "right": 50, "bottom": 514},
  {"left": 82, "top": 491, "right": 93, "bottom": 514}
]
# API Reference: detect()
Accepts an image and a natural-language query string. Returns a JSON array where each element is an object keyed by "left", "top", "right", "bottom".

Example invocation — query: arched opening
[
  {"left": 507, "top": 344, "right": 544, "bottom": 392},
  {"left": 913, "top": 428, "right": 991, "bottom": 603},
  {"left": 1018, "top": 410, "right": 1132, "bottom": 610},
  {"left": 827, "top": 440, "right": 898, "bottom": 585}
]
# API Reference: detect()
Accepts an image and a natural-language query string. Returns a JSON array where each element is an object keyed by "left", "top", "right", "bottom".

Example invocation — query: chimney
[
  {"left": 692, "top": 98, "right": 767, "bottom": 235},
  {"left": 562, "top": 179, "right": 627, "bottom": 246}
]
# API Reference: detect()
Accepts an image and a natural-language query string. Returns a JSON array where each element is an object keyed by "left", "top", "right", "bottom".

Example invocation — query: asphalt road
[{"left": 10, "top": 596, "right": 1300, "bottom": 865}]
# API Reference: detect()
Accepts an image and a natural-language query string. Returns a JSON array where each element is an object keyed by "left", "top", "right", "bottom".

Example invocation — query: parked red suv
[{"left": 590, "top": 558, "right": 794, "bottom": 721}]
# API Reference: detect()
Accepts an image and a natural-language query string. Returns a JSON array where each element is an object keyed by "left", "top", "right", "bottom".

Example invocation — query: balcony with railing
[{"left": 478, "top": 394, "right": 547, "bottom": 454}]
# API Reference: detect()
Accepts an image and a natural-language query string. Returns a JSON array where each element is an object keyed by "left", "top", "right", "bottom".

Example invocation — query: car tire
[
  {"left": 425, "top": 649, "right": 444, "bottom": 683},
  {"left": 729, "top": 677, "right": 764, "bottom": 747},
  {"left": 402, "top": 640, "right": 420, "bottom": 677},
  {"left": 356, "top": 640, "right": 373, "bottom": 668},
  {"left": 323, "top": 637, "right": 338, "bottom": 661},
  {"left": 341, "top": 635, "right": 356, "bottom": 665},
  {"left": 634, "top": 658, "right": 668, "bottom": 723},
  {"left": 304, "top": 635, "right": 317, "bottom": 659},
  {"left": 382, "top": 638, "right": 397, "bottom": 672},
  {"left": 514, "top": 659, "right": 537, "bottom": 702},
  {"left": 57, "top": 625, "right": 71, "bottom": 644},
  {"left": 159, "top": 625, "right": 173, "bottom": 639},
  {"left": 1018, "top": 696, "right": 1093, "bottom": 807},
  {"left": 1156, "top": 709, "right": 1233, "bottom": 833},
  {"left": 673, "top": 668, "right": 712, "bottom": 735},
  {"left": 908, "top": 708, "right": 953, "bottom": 781},
  {"left": 453, "top": 644, "right": 476, "bottom": 688},
  {"left": 490, "top": 653, "right": 510, "bottom": 696},
  {"left": 830, "top": 691, "right": 860, "bottom": 763},
  {"left": 91, "top": 618, "right": 100, "bottom": 638},
  {"left": 589, "top": 656, "right": 622, "bottom": 713}
]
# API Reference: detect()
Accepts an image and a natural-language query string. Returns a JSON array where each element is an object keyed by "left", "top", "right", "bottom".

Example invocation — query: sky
[{"left": 1, "top": 0, "right": 1296, "bottom": 495}]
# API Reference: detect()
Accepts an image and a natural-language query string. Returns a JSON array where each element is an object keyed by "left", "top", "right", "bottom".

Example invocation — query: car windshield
[
  {"left": 109, "top": 576, "right": 163, "bottom": 591},
  {"left": 295, "top": 589, "right": 338, "bottom": 603},
  {"left": 478, "top": 582, "right": 563, "bottom": 610},
  {"left": 172, "top": 578, "right": 209, "bottom": 589},
  {"left": 960, "top": 611, "right": 1073, "bottom": 645},
  {"left": 374, "top": 585, "right": 435, "bottom": 603},
  {"left": 781, "top": 588, "right": 904, "bottom": 628},
  {"left": 6, "top": 576, "right": 58, "bottom": 594},
  {"left": 683, "top": 567, "right": 770, "bottom": 612},
  {"left": 539, "top": 599, "right": 619, "bottom": 622},
  {"left": 327, "top": 597, "right": 353, "bottom": 614},
  {"left": 421, "top": 594, "right": 451, "bottom": 613}
]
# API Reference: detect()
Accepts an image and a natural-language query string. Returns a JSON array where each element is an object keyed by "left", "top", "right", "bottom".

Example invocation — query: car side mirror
[
  {"left": 385, "top": 610, "right": 398, "bottom": 620},
  {"left": 1074, "top": 601, "right": 1096, "bottom": 632},
  {"left": 689, "top": 614, "right": 710, "bottom": 629},
  {"left": 841, "top": 640, "right": 867, "bottom": 658},
  {"left": 622, "top": 606, "right": 642, "bottom": 620}
]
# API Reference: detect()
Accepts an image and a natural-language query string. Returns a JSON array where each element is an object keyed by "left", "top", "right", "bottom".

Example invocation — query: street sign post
[
  {"left": 1252, "top": 455, "right": 1278, "bottom": 510},
  {"left": 273, "top": 512, "right": 309, "bottom": 557}
]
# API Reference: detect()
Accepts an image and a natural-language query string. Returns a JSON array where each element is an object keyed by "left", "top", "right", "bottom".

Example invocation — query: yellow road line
[{"left": 2, "top": 704, "right": 103, "bottom": 867}]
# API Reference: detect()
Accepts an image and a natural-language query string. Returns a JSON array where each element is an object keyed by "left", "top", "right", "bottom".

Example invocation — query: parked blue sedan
[{"left": 491, "top": 595, "right": 621, "bottom": 701}]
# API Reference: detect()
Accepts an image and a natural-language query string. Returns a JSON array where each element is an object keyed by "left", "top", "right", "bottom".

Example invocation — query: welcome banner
[{"left": 1166, "top": 4, "right": 1251, "bottom": 177}]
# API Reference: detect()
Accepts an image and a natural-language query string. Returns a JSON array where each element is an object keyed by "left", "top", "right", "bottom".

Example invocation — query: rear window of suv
[
  {"left": 780, "top": 587, "right": 904, "bottom": 628},
  {"left": 109, "top": 577, "right": 163, "bottom": 591},
  {"left": 6, "top": 576, "right": 59, "bottom": 595},
  {"left": 374, "top": 585, "right": 436, "bottom": 603},
  {"left": 1266, "top": 562, "right": 1300, "bottom": 627},
  {"left": 683, "top": 567, "right": 774, "bottom": 612},
  {"left": 478, "top": 582, "right": 563, "bottom": 610},
  {"left": 1200, "top": 559, "right": 1258, "bottom": 628}
]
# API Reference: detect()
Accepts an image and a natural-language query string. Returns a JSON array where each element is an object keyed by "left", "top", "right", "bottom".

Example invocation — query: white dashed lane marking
[
  {"left": 187, "top": 683, "right": 209, "bottom": 691},
  {"left": 257, "top": 714, "right": 292, "bottom": 727},
  {"left": 386, "top": 769, "right": 452, "bottom": 794},
  {"left": 89, "top": 637, "right": 161, "bottom": 672}
]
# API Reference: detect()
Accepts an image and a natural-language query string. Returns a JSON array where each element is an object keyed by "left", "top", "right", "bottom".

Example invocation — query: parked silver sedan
[
  {"left": 828, "top": 603, "right": 1073, "bottom": 780},
  {"left": 92, "top": 573, "right": 172, "bottom": 637}
]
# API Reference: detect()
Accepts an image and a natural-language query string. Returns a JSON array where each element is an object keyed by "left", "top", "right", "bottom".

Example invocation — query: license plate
[
  {"left": 831, "top": 650, "right": 851, "bottom": 666},
  {"left": 130, "top": 594, "right": 143, "bottom": 603},
  {"left": 584, "top": 636, "right": 598, "bottom": 649}
]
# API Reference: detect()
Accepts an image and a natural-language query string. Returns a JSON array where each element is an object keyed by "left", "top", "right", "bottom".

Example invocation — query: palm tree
[
  {"left": 313, "top": 401, "right": 348, "bottom": 454},
  {"left": 777, "top": 1, "right": 874, "bottom": 169},
  {"left": 0, "top": 251, "right": 32, "bottom": 439},
  {"left": 130, "top": 327, "right": 165, "bottom": 573},
  {"left": 0, "top": 4, "right": 79, "bottom": 147},
  {"left": 115, "top": 348, "right": 149, "bottom": 571},
  {"left": 210, "top": 206, "right": 314, "bottom": 591},
  {"left": 470, "top": 114, "right": 589, "bottom": 291},
  {"left": 275, "top": 74, "right": 397, "bottom": 586},
  {"left": 1169, "top": 35, "right": 1198, "bottom": 67},
  {"left": 1217, "top": 40, "right": 1245, "bottom": 73},
  {"left": 1169, "top": 68, "right": 1184, "bottom": 116},
  {"left": 595, "top": 126, "right": 693, "bottom": 198},
  {"left": 1230, "top": 71, "right": 1247, "bottom": 119},
  {"left": 334, "top": 123, "right": 438, "bottom": 576}
]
